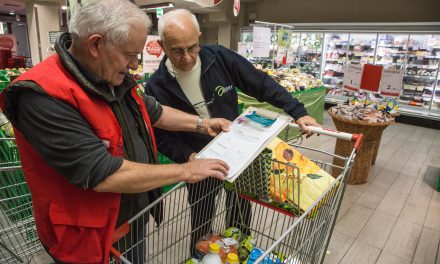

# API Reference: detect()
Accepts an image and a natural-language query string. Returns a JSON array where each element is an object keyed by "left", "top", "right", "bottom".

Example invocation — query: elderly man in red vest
[{"left": 0, "top": 1, "right": 230, "bottom": 263}]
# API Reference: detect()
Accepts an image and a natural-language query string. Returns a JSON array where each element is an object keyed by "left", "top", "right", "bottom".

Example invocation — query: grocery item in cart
[
  {"left": 268, "top": 137, "right": 335, "bottom": 212},
  {"left": 226, "top": 253, "right": 239, "bottom": 264},
  {"left": 243, "top": 248, "right": 283, "bottom": 264},
  {"left": 222, "top": 227, "right": 242, "bottom": 241},
  {"left": 202, "top": 243, "right": 223, "bottom": 264},
  {"left": 195, "top": 234, "right": 239, "bottom": 261},
  {"left": 238, "top": 235, "right": 256, "bottom": 262}
]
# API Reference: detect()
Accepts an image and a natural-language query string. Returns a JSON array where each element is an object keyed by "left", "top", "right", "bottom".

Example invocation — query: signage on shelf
[
  {"left": 252, "top": 26, "right": 271, "bottom": 58},
  {"left": 143, "top": 35, "right": 164, "bottom": 73},
  {"left": 277, "top": 29, "right": 292, "bottom": 48},
  {"left": 286, "top": 48, "right": 295, "bottom": 65},
  {"left": 343, "top": 64, "right": 363, "bottom": 91},
  {"left": 360, "top": 64, "right": 383, "bottom": 92},
  {"left": 276, "top": 46, "right": 286, "bottom": 64},
  {"left": 237, "top": 42, "right": 247, "bottom": 57},
  {"left": 379, "top": 69, "right": 404, "bottom": 97}
]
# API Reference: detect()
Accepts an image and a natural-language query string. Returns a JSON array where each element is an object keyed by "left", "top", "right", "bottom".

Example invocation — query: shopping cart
[
  {"left": 111, "top": 124, "right": 363, "bottom": 264},
  {"left": 0, "top": 136, "right": 42, "bottom": 263}
]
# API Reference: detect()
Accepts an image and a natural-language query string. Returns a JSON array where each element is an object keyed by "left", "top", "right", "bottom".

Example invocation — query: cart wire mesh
[
  {"left": 0, "top": 136, "right": 42, "bottom": 264},
  {"left": 111, "top": 138, "right": 356, "bottom": 264}
]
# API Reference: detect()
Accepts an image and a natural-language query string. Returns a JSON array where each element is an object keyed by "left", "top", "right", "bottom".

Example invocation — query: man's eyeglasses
[{"left": 169, "top": 44, "right": 200, "bottom": 58}]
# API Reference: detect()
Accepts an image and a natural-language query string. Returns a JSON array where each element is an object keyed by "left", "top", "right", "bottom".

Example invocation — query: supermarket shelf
[
  {"left": 377, "top": 44, "right": 406, "bottom": 48},
  {"left": 407, "top": 55, "right": 440, "bottom": 59},
  {"left": 406, "top": 64, "right": 439, "bottom": 69},
  {"left": 398, "top": 104, "right": 440, "bottom": 121},
  {"left": 405, "top": 74, "right": 437, "bottom": 79}
]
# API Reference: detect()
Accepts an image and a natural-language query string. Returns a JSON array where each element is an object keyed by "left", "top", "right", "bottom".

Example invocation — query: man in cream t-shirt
[{"left": 165, "top": 57, "right": 211, "bottom": 119}]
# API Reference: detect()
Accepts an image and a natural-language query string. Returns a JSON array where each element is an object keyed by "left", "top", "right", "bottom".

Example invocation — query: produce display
[{"left": 255, "top": 67, "right": 323, "bottom": 92}]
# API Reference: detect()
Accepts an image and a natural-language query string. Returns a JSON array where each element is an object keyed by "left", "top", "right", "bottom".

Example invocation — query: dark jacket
[{"left": 146, "top": 44, "right": 307, "bottom": 163}]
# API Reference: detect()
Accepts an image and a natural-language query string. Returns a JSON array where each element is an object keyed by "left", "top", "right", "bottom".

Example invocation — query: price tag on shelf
[
  {"left": 343, "top": 64, "right": 362, "bottom": 91},
  {"left": 379, "top": 68, "right": 404, "bottom": 97}
]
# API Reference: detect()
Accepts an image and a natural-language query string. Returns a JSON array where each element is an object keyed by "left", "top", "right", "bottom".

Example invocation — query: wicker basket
[{"left": 328, "top": 109, "right": 393, "bottom": 184}]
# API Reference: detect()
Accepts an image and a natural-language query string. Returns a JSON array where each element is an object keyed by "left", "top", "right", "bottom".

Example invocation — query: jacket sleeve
[
  {"left": 219, "top": 46, "right": 308, "bottom": 120},
  {"left": 145, "top": 81, "right": 196, "bottom": 163}
]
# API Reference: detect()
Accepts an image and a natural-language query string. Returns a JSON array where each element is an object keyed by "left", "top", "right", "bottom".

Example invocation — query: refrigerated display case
[
  {"left": 375, "top": 34, "right": 408, "bottom": 69},
  {"left": 400, "top": 34, "right": 440, "bottom": 109},
  {"left": 298, "top": 33, "right": 323, "bottom": 78},
  {"left": 322, "top": 33, "right": 349, "bottom": 90},
  {"left": 348, "top": 33, "right": 377, "bottom": 65}
]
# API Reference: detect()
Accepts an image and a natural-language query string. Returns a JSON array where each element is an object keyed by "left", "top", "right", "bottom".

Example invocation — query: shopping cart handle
[{"left": 289, "top": 123, "right": 364, "bottom": 152}]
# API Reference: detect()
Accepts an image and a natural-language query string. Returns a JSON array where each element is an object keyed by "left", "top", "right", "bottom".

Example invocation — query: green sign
[
  {"left": 277, "top": 29, "right": 292, "bottom": 48},
  {"left": 156, "top": 8, "right": 164, "bottom": 18}
]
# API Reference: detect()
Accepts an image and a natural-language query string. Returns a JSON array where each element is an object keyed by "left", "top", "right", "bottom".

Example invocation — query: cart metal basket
[
  {"left": 0, "top": 136, "right": 42, "bottom": 263},
  {"left": 111, "top": 125, "right": 363, "bottom": 264}
]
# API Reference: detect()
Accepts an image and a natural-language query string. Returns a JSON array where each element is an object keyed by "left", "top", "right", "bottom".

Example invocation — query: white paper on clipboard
[{"left": 195, "top": 107, "right": 292, "bottom": 182}]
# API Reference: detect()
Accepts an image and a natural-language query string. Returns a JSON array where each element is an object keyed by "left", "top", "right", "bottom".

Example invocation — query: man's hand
[
  {"left": 201, "top": 118, "right": 231, "bottom": 137},
  {"left": 183, "top": 159, "right": 230, "bottom": 183},
  {"left": 295, "top": 115, "right": 321, "bottom": 135}
]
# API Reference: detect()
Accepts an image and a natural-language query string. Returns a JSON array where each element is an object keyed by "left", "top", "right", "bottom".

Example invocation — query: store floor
[
  {"left": 317, "top": 113, "right": 440, "bottom": 264},
  {"left": 30, "top": 112, "right": 440, "bottom": 264}
]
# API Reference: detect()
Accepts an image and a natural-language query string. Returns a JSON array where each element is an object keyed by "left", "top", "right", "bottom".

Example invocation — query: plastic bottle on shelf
[
  {"left": 202, "top": 243, "right": 222, "bottom": 264},
  {"left": 225, "top": 253, "right": 239, "bottom": 264}
]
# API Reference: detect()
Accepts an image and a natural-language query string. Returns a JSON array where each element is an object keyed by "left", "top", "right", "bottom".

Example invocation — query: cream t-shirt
[{"left": 165, "top": 57, "right": 211, "bottom": 118}]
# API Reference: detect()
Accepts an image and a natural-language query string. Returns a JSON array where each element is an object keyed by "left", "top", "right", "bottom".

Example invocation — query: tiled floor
[
  {"left": 28, "top": 113, "right": 440, "bottom": 263},
  {"left": 320, "top": 113, "right": 440, "bottom": 264}
]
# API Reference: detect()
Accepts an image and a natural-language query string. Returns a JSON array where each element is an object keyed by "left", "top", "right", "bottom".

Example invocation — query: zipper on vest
[{"left": 112, "top": 101, "right": 136, "bottom": 160}]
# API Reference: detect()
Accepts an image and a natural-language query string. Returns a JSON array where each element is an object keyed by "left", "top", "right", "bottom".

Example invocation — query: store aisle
[{"left": 321, "top": 113, "right": 440, "bottom": 264}]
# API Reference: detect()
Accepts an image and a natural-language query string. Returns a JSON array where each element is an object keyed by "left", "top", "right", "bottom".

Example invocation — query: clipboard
[{"left": 195, "top": 107, "right": 293, "bottom": 182}]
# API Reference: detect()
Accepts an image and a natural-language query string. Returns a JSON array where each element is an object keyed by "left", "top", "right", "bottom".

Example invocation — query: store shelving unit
[
  {"left": 298, "top": 33, "right": 323, "bottom": 78},
  {"left": 400, "top": 35, "right": 440, "bottom": 110},
  {"left": 321, "top": 33, "right": 349, "bottom": 91},
  {"left": 239, "top": 25, "right": 440, "bottom": 120}
]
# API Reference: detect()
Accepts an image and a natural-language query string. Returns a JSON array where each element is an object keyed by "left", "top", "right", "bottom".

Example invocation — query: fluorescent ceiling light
[
  {"left": 140, "top": 2, "right": 174, "bottom": 11},
  {"left": 61, "top": 5, "right": 68, "bottom": 10},
  {"left": 9, "top": 11, "right": 15, "bottom": 15}
]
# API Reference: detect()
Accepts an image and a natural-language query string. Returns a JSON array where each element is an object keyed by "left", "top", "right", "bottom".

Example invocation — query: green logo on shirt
[{"left": 215, "top": 85, "right": 234, "bottom": 96}]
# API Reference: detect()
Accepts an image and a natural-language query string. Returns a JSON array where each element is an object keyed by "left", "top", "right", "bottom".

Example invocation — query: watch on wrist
[{"left": 196, "top": 116, "right": 204, "bottom": 133}]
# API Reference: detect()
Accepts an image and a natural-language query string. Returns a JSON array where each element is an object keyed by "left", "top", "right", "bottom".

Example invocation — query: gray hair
[
  {"left": 158, "top": 9, "right": 200, "bottom": 39},
  {"left": 69, "top": 0, "right": 151, "bottom": 47}
]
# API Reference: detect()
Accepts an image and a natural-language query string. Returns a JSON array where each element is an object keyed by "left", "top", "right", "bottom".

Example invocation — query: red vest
[{"left": 0, "top": 54, "right": 157, "bottom": 263}]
